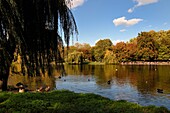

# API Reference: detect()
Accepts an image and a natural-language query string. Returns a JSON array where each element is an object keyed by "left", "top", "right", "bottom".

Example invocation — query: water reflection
[
  {"left": 8, "top": 73, "right": 56, "bottom": 91},
  {"left": 57, "top": 65, "right": 170, "bottom": 109},
  {"left": 8, "top": 65, "right": 170, "bottom": 109}
]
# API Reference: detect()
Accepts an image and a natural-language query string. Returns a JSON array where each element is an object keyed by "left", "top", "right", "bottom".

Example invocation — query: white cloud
[
  {"left": 120, "top": 29, "right": 126, "bottom": 32},
  {"left": 66, "top": 0, "right": 85, "bottom": 9},
  {"left": 128, "top": 8, "right": 133, "bottom": 13},
  {"left": 128, "top": 0, "right": 159, "bottom": 13},
  {"left": 112, "top": 40, "right": 126, "bottom": 45},
  {"left": 113, "top": 17, "right": 143, "bottom": 27},
  {"left": 135, "top": 0, "right": 159, "bottom": 7}
]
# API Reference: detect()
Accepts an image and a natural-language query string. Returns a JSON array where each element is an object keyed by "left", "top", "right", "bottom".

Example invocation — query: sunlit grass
[{"left": 0, "top": 90, "right": 169, "bottom": 113}]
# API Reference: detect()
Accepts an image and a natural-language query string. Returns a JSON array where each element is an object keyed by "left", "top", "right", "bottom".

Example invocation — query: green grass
[{"left": 0, "top": 90, "right": 169, "bottom": 113}]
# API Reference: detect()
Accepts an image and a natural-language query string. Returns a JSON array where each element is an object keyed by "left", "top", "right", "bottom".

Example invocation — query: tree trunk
[
  {"left": 1, "top": 68, "right": 10, "bottom": 91},
  {"left": 2, "top": 77, "right": 8, "bottom": 91},
  {"left": 0, "top": 48, "right": 12, "bottom": 91}
]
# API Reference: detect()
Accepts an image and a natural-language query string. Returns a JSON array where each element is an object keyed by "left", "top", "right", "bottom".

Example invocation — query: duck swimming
[
  {"left": 107, "top": 80, "right": 111, "bottom": 84},
  {"left": 157, "top": 89, "right": 163, "bottom": 93}
]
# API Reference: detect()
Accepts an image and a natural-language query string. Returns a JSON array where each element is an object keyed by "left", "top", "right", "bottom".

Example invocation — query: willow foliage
[{"left": 0, "top": 0, "right": 78, "bottom": 77}]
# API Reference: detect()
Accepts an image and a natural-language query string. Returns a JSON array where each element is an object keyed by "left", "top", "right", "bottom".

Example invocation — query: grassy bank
[{"left": 0, "top": 90, "right": 169, "bottom": 113}]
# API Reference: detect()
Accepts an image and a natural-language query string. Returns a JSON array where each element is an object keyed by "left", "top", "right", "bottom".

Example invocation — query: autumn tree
[
  {"left": 114, "top": 42, "right": 127, "bottom": 62},
  {"left": 126, "top": 39, "right": 137, "bottom": 61},
  {"left": 76, "top": 43, "right": 91, "bottom": 61}
]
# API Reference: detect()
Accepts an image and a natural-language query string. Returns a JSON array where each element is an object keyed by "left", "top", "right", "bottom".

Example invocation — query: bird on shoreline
[{"left": 37, "top": 86, "right": 51, "bottom": 92}]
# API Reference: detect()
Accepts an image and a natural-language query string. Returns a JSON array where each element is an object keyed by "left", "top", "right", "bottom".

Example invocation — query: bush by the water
[{"left": 0, "top": 90, "right": 169, "bottom": 113}]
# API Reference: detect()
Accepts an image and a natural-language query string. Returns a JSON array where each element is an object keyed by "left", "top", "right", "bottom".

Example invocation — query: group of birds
[
  {"left": 57, "top": 67, "right": 164, "bottom": 94},
  {"left": 106, "top": 80, "right": 164, "bottom": 93},
  {"left": 58, "top": 76, "right": 66, "bottom": 81},
  {"left": 16, "top": 82, "right": 51, "bottom": 93}
]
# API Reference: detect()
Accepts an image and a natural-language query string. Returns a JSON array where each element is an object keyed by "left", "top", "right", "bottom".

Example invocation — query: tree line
[{"left": 65, "top": 30, "right": 170, "bottom": 64}]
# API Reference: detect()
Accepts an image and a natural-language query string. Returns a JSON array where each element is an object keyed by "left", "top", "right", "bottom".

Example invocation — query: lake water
[{"left": 8, "top": 65, "right": 170, "bottom": 109}]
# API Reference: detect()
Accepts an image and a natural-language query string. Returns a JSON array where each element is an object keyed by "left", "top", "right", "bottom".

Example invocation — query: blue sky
[{"left": 68, "top": 0, "right": 170, "bottom": 46}]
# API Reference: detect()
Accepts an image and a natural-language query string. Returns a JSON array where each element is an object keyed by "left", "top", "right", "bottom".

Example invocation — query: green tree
[
  {"left": 156, "top": 30, "right": 170, "bottom": 60},
  {"left": 65, "top": 43, "right": 91, "bottom": 63},
  {"left": 103, "top": 49, "right": 117, "bottom": 64},
  {"left": 0, "top": 0, "right": 78, "bottom": 91},
  {"left": 93, "top": 39, "right": 113, "bottom": 62},
  {"left": 136, "top": 31, "right": 158, "bottom": 61},
  {"left": 65, "top": 51, "right": 83, "bottom": 64}
]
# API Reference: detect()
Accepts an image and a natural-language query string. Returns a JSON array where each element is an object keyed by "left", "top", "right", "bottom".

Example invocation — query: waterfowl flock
[{"left": 15, "top": 82, "right": 51, "bottom": 93}]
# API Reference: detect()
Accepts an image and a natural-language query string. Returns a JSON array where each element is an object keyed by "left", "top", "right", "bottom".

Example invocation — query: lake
[{"left": 8, "top": 65, "right": 170, "bottom": 109}]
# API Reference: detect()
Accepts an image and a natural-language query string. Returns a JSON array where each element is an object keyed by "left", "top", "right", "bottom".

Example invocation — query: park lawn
[{"left": 0, "top": 90, "right": 169, "bottom": 113}]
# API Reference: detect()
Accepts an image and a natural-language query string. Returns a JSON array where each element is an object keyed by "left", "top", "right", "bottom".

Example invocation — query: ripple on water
[{"left": 55, "top": 75, "right": 170, "bottom": 110}]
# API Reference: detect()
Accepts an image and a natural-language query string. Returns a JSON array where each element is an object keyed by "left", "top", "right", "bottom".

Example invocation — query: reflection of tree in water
[
  {"left": 136, "top": 66, "right": 158, "bottom": 94},
  {"left": 126, "top": 65, "right": 170, "bottom": 94},
  {"left": 156, "top": 66, "right": 170, "bottom": 93},
  {"left": 64, "top": 65, "right": 118, "bottom": 88},
  {"left": 64, "top": 65, "right": 170, "bottom": 94},
  {"left": 13, "top": 65, "right": 170, "bottom": 92},
  {"left": 8, "top": 66, "right": 61, "bottom": 90}
]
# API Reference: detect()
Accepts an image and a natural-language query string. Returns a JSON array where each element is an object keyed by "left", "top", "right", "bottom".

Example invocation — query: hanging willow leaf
[{"left": 0, "top": 0, "right": 78, "bottom": 77}]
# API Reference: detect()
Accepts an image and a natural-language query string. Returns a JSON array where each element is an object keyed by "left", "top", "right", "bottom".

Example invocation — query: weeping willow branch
[{"left": 0, "top": 0, "right": 78, "bottom": 77}]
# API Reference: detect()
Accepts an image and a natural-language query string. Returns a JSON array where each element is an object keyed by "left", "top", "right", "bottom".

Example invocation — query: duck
[
  {"left": 45, "top": 86, "right": 51, "bottom": 92},
  {"left": 18, "top": 85, "right": 25, "bottom": 93},
  {"left": 16, "top": 82, "right": 24, "bottom": 87},
  {"left": 107, "top": 80, "right": 111, "bottom": 84},
  {"left": 37, "top": 86, "right": 51, "bottom": 92},
  {"left": 16, "top": 82, "right": 26, "bottom": 93},
  {"left": 37, "top": 86, "right": 45, "bottom": 92},
  {"left": 157, "top": 89, "right": 163, "bottom": 93}
]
